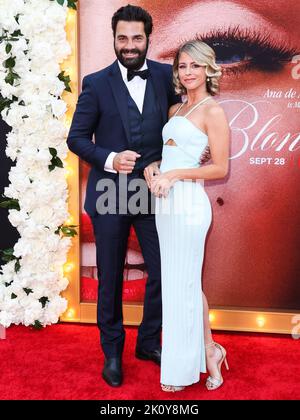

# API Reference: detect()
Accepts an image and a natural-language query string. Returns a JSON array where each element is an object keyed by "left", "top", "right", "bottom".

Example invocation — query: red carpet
[{"left": 0, "top": 324, "right": 299, "bottom": 400}]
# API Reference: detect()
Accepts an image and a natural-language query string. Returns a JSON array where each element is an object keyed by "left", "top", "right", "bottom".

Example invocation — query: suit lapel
[
  {"left": 147, "top": 59, "right": 168, "bottom": 122},
  {"left": 107, "top": 60, "right": 168, "bottom": 142},
  {"left": 108, "top": 61, "right": 131, "bottom": 143}
]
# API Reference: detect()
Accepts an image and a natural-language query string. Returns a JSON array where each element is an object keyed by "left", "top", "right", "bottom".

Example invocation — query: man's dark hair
[{"left": 111, "top": 4, "right": 153, "bottom": 38}]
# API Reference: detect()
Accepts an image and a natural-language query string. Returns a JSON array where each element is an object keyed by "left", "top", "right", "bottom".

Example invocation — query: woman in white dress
[{"left": 147, "top": 40, "right": 230, "bottom": 392}]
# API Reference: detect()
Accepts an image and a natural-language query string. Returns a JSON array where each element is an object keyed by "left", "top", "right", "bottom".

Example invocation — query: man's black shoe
[
  {"left": 135, "top": 347, "right": 161, "bottom": 366},
  {"left": 102, "top": 357, "right": 123, "bottom": 387}
]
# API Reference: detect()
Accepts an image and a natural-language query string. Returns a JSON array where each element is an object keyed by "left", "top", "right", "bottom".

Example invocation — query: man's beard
[{"left": 114, "top": 41, "right": 149, "bottom": 70}]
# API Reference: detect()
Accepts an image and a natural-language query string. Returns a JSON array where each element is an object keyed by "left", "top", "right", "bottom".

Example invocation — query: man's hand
[
  {"left": 113, "top": 150, "right": 141, "bottom": 174},
  {"left": 143, "top": 161, "right": 161, "bottom": 189}
]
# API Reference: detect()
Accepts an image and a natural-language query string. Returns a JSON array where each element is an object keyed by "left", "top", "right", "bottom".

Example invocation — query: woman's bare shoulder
[
  {"left": 205, "top": 99, "right": 225, "bottom": 116},
  {"left": 168, "top": 103, "right": 182, "bottom": 118}
]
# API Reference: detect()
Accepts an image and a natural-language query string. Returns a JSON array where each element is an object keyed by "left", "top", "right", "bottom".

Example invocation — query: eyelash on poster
[
  {"left": 160, "top": 26, "right": 299, "bottom": 75},
  {"left": 201, "top": 26, "right": 298, "bottom": 74}
]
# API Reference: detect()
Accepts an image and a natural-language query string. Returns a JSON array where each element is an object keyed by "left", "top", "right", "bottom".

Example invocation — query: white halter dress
[{"left": 155, "top": 97, "right": 212, "bottom": 386}]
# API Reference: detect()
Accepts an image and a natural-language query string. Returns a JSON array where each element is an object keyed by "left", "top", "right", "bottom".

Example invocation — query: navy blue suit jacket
[{"left": 67, "top": 59, "right": 179, "bottom": 216}]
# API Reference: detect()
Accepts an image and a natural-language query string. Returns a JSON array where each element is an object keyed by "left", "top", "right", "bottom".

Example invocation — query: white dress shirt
[{"left": 103, "top": 60, "right": 148, "bottom": 173}]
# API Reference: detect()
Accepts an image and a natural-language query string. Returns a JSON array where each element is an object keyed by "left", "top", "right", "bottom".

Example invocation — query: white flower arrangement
[{"left": 0, "top": 0, "right": 77, "bottom": 328}]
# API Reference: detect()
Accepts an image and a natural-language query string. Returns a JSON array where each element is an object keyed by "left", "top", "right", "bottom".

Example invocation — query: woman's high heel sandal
[
  {"left": 205, "top": 342, "right": 229, "bottom": 391},
  {"left": 161, "top": 384, "right": 185, "bottom": 392}
]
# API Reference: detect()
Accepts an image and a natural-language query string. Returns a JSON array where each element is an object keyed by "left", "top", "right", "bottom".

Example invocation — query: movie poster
[{"left": 79, "top": 0, "right": 300, "bottom": 311}]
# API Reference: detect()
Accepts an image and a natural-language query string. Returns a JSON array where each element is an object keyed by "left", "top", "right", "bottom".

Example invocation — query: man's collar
[{"left": 117, "top": 60, "right": 148, "bottom": 81}]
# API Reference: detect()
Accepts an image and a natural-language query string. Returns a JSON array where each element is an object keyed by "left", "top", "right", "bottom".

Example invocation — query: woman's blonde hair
[{"left": 173, "top": 40, "right": 222, "bottom": 96}]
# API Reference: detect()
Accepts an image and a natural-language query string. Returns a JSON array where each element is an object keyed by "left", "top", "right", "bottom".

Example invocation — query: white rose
[
  {"left": 8, "top": 166, "right": 31, "bottom": 194},
  {"left": 4, "top": 185, "right": 20, "bottom": 200},
  {"left": 32, "top": 60, "right": 61, "bottom": 77},
  {"left": 30, "top": 205, "right": 54, "bottom": 226},
  {"left": 14, "top": 238, "right": 32, "bottom": 258},
  {"left": 0, "top": 261, "right": 16, "bottom": 285},
  {"left": 0, "top": 12, "right": 20, "bottom": 33},
  {"left": 45, "top": 234, "right": 61, "bottom": 252},
  {"left": 1, "top": 0, "right": 25, "bottom": 16},
  {"left": 8, "top": 209, "right": 28, "bottom": 228},
  {"left": 1, "top": 103, "right": 24, "bottom": 127},
  {"left": 42, "top": 295, "right": 67, "bottom": 324},
  {"left": 13, "top": 53, "right": 30, "bottom": 76},
  {"left": 30, "top": 41, "right": 55, "bottom": 62},
  {"left": 0, "top": 311, "right": 14, "bottom": 328},
  {"left": 0, "top": 82, "right": 18, "bottom": 100},
  {"left": 45, "top": 119, "right": 67, "bottom": 138},
  {"left": 6, "top": 132, "right": 19, "bottom": 149},
  {"left": 24, "top": 302, "right": 44, "bottom": 326},
  {"left": 58, "top": 277, "right": 69, "bottom": 292},
  {"left": 49, "top": 78, "right": 66, "bottom": 97},
  {"left": 53, "top": 40, "right": 71, "bottom": 63},
  {"left": 50, "top": 98, "right": 67, "bottom": 118},
  {"left": 11, "top": 37, "right": 28, "bottom": 57}
]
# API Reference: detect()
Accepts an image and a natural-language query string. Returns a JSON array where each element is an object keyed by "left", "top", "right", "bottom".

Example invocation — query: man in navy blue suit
[{"left": 67, "top": 4, "right": 178, "bottom": 387}]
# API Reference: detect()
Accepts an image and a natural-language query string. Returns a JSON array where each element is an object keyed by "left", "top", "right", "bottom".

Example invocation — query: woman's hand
[
  {"left": 150, "top": 170, "right": 178, "bottom": 198},
  {"left": 143, "top": 161, "right": 161, "bottom": 189}
]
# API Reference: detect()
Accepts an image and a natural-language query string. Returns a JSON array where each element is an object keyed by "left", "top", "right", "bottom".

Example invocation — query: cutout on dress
[{"left": 165, "top": 138, "right": 178, "bottom": 146}]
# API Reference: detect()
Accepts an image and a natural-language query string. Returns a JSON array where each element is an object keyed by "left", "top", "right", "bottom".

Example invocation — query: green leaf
[
  {"left": 60, "top": 226, "right": 78, "bottom": 237},
  {"left": 5, "top": 70, "right": 20, "bottom": 86},
  {"left": 39, "top": 297, "right": 49, "bottom": 308},
  {"left": 53, "top": 156, "right": 63, "bottom": 168},
  {"left": 3, "top": 56, "right": 16, "bottom": 68},
  {"left": 58, "top": 71, "right": 72, "bottom": 93},
  {"left": 54, "top": 225, "right": 61, "bottom": 235},
  {"left": 0, "top": 198, "right": 20, "bottom": 210},
  {"left": 0, "top": 248, "right": 21, "bottom": 273},
  {"left": 48, "top": 148, "right": 64, "bottom": 171},
  {"left": 68, "top": 0, "right": 78, "bottom": 10},
  {"left": 5, "top": 43, "right": 12, "bottom": 54},
  {"left": 55, "top": 224, "right": 78, "bottom": 237},
  {"left": 23, "top": 288, "right": 33, "bottom": 295},
  {"left": 0, "top": 96, "right": 16, "bottom": 113},
  {"left": 0, "top": 248, "right": 15, "bottom": 262},
  {"left": 15, "top": 259, "right": 21, "bottom": 273},
  {"left": 49, "top": 147, "right": 57, "bottom": 157},
  {"left": 55, "top": 0, "right": 78, "bottom": 9},
  {"left": 5, "top": 280, "right": 13, "bottom": 287},
  {"left": 11, "top": 30, "right": 22, "bottom": 37},
  {"left": 32, "top": 320, "right": 43, "bottom": 330},
  {"left": 4, "top": 72, "right": 14, "bottom": 85}
]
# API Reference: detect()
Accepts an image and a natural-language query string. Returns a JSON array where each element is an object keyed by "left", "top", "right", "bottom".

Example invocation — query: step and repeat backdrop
[{"left": 77, "top": 0, "right": 300, "bottom": 317}]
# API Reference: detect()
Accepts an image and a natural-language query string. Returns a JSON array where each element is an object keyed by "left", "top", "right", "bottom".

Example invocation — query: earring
[{"left": 207, "top": 77, "right": 210, "bottom": 82}]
